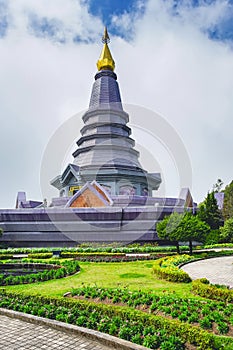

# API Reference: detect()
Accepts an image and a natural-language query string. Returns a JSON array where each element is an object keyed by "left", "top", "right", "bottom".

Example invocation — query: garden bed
[
  {"left": 70, "top": 286, "right": 233, "bottom": 337},
  {"left": 0, "top": 290, "right": 222, "bottom": 350},
  {"left": 0, "top": 260, "right": 80, "bottom": 285}
]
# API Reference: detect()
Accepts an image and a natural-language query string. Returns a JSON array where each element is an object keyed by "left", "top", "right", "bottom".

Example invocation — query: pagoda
[
  {"left": 0, "top": 29, "right": 196, "bottom": 247},
  {"left": 51, "top": 28, "right": 161, "bottom": 202}
]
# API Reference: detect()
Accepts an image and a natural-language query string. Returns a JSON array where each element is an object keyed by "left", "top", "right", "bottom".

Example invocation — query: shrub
[
  {"left": 0, "top": 254, "right": 14, "bottom": 260},
  {"left": 192, "top": 279, "right": 233, "bottom": 303},
  {"left": 60, "top": 252, "right": 125, "bottom": 258},
  {"left": 28, "top": 253, "right": 53, "bottom": 259},
  {"left": 204, "top": 229, "right": 221, "bottom": 245},
  {"left": 217, "top": 322, "right": 229, "bottom": 335},
  {"left": 0, "top": 260, "right": 80, "bottom": 286},
  {"left": 200, "top": 317, "right": 212, "bottom": 329},
  {"left": 152, "top": 255, "right": 192, "bottom": 283}
]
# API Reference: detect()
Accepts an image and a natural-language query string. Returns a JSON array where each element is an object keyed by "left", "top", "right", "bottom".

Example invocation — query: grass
[{"left": 3, "top": 260, "right": 194, "bottom": 298}]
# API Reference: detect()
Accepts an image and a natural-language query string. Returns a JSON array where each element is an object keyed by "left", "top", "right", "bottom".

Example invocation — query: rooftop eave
[{"left": 50, "top": 175, "right": 63, "bottom": 190}]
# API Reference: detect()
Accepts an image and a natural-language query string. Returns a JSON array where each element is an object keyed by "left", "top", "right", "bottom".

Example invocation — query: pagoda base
[{"left": 0, "top": 202, "right": 191, "bottom": 248}]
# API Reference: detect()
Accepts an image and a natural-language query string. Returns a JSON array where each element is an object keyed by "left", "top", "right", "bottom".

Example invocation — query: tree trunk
[
  {"left": 176, "top": 242, "right": 180, "bottom": 254},
  {"left": 189, "top": 240, "right": 193, "bottom": 255}
]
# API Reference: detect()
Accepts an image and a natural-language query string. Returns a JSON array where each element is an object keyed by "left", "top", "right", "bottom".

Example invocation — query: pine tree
[{"left": 197, "top": 192, "right": 223, "bottom": 229}]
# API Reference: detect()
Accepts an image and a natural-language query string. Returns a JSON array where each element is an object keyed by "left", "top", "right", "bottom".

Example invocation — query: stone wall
[{"left": 0, "top": 205, "right": 186, "bottom": 247}]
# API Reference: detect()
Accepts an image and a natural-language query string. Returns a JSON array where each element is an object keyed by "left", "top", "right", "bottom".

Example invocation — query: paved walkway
[
  {"left": 0, "top": 314, "right": 113, "bottom": 350},
  {"left": 181, "top": 256, "right": 233, "bottom": 287}
]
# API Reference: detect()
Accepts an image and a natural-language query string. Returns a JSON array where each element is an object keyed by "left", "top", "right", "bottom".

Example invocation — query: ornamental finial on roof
[
  {"left": 97, "top": 27, "right": 115, "bottom": 71},
  {"left": 102, "top": 27, "right": 110, "bottom": 44}
]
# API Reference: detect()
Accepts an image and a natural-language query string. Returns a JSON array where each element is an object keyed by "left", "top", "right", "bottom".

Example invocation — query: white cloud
[
  {"left": 0, "top": 0, "right": 232, "bottom": 208},
  {"left": 113, "top": 0, "right": 233, "bottom": 201}
]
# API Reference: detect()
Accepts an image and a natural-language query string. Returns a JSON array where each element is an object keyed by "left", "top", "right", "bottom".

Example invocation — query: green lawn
[{"left": 4, "top": 260, "right": 193, "bottom": 298}]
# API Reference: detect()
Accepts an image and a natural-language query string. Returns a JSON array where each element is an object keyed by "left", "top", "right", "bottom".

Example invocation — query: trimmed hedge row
[
  {"left": 152, "top": 255, "right": 193, "bottom": 283},
  {"left": 0, "top": 290, "right": 221, "bottom": 349},
  {"left": 0, "top": 254, "right": 14, "bottom": 260},
  {"left": 192, "top": 279, "right": 233, "bottom": 303},
  {"left": 27, "top": 253, "right": 53, "bottom": 259},
  {"left": 0, "top": 245, "right": 190, "bottom": 255},
  {"left": 0, "top": 260, "right": 80, "bottom": 286},
  {"left": 63, "top": 253, "right": 158, "bottom": 262},
  {"left": 60, "top": 252, "right": 125, "bottom": 258},
  {"left": 204, "top": 243, "right": 233, "bottom": 249}
]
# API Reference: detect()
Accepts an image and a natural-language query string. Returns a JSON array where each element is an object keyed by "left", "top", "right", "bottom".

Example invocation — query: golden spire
[{"left": 97, "top": 27, "right": 115, "bottom": 71}]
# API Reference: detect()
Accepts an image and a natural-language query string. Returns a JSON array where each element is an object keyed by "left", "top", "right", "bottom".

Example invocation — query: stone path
[
  {"left": 0, "top": 314, "right": 113, "bottom": 350},
  {"left": 181, "top": 256, "right": 233, "bottom": 287}
]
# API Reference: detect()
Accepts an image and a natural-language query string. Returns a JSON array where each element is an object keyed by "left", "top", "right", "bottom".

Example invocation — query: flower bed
[
  {"left": 71, "top": 285, "right": 233, "bottom": 336},
  {"left": 0, "top": 260, "right": 80, "bottom": 285},
  {"left": 0, "top": 245, "right": 190, "bottom": 255},
  {"left": 71, "top": 254, "right": 158, "bottom": 262},
  {"left": 0, "top": 290, "right": 221, "bottom": 350}
]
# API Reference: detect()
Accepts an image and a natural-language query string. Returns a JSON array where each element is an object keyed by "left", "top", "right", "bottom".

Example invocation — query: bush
[
  {"left": 28, "top": 253, "right": 53, "bottom": 259},
  {"left": 200, "top": 316, "right": 212, "bottom": 329},
  {"left": 0, "top": 254, "right": 14, "bottom": 260},
  {"left": 61, "top": 252, "right": 156, "bottom": 262},
  {"left": 0, "top": 260, "right": 80, "bottom": 286},
  {"left": 152, "top": 255, "right": 192, "bottom": 283},
  {"left": 217, "top": 322, "right": 229, "bottom": 334},
  {"left": 0, "top": 245, "right": 190, "bottom": 256},
  {"left": 192, "top": 279, "right": 233, "bottom": 303},
  {"left": 60, "top": 252, "right": 125, "bottom": 258},
  {"left": 204, "top": 230, "right": 221, "bottom": 245},
  {"left": 204, "top": 243, "right": 233, "bottom": 249}
]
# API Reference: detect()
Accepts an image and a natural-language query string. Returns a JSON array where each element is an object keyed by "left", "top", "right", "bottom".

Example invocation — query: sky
[{"left": 0, "top": 0, "right": 233, "bottom": 208}]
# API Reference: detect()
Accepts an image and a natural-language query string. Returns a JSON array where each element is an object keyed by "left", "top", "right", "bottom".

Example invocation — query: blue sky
[
  {"left": 0, "top": 0, "right": 232, "bottom": 208},
  {"left": 88, "top": 0, "right": 233, "bottom": 42},
  {"left": 0, "top": 0, "right": 233, "bottom": 43},
  {"left": 88, "top": 0, "right": 146, "bottom": 37}
]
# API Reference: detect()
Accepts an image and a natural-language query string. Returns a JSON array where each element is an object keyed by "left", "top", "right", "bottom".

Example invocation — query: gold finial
[{"left": 97, "top": 27, "right": 115, "bottom": 71}]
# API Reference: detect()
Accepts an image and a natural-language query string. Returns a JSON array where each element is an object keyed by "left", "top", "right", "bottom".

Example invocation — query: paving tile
[
  {"left": 0, "top": 315, "right": 114, "bottom": 350},
  {"left": 181, "top": 256, "right": 233, "bottom": 287}
]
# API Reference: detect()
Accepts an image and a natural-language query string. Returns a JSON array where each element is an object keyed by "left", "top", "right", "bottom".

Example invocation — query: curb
[{"left": 0, "top": 308, "right": 149, "bottom": 350}]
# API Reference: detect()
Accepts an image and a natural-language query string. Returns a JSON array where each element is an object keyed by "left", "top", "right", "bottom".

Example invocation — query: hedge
[
  {"left": 0, "top": 245, "right": 190, "bottom": 255},
  {"left": 0, "top": 254, "right": 14, "bottom": 260},
  {"left": 0, "top": 260, "right": 80, "bottom": 286},
  {"left": 27, "top": 253, "right": 53, "bottom": 259},
  {"left": 192, "top": 279, "right": 233, "bottom": 303},
  {"left": 0, "top": 290, "right": 221, "bottom": 350},
  {"left": 60, "top": 252, "right": 125, "bottom": 258},
  {"left": 152, "top": 255, "right": 192, "bottom": 283}
]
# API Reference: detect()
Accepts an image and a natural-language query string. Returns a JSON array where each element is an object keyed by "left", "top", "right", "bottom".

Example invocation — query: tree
[
  {"left": 156, "top": 212, "right": 182, "bottom": 254},
  {"left": 157, "top": 212, "right": 210, "bottom": 255},
  {"left": 223, "top": 181, "right": 233, "bottom": 220},
  {"left": 197, "top": 192, "right": 223, "bottom": 229},
  {"left": 219, "top": 218, "right": 233, "bottom": 243}
]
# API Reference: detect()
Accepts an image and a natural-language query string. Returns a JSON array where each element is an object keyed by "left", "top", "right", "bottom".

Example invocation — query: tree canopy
[
  {"left": 220, "top": 218, "right": 233, "bottom": 243},
  {"left": 223, "top": 181, "right": 233, "bottom": 220},
  {"left": 197, "top": 191, "right": 223, "bottom": 229},
  {"left": 157, "top": 212, "right": 210, "bottom": 254}
]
